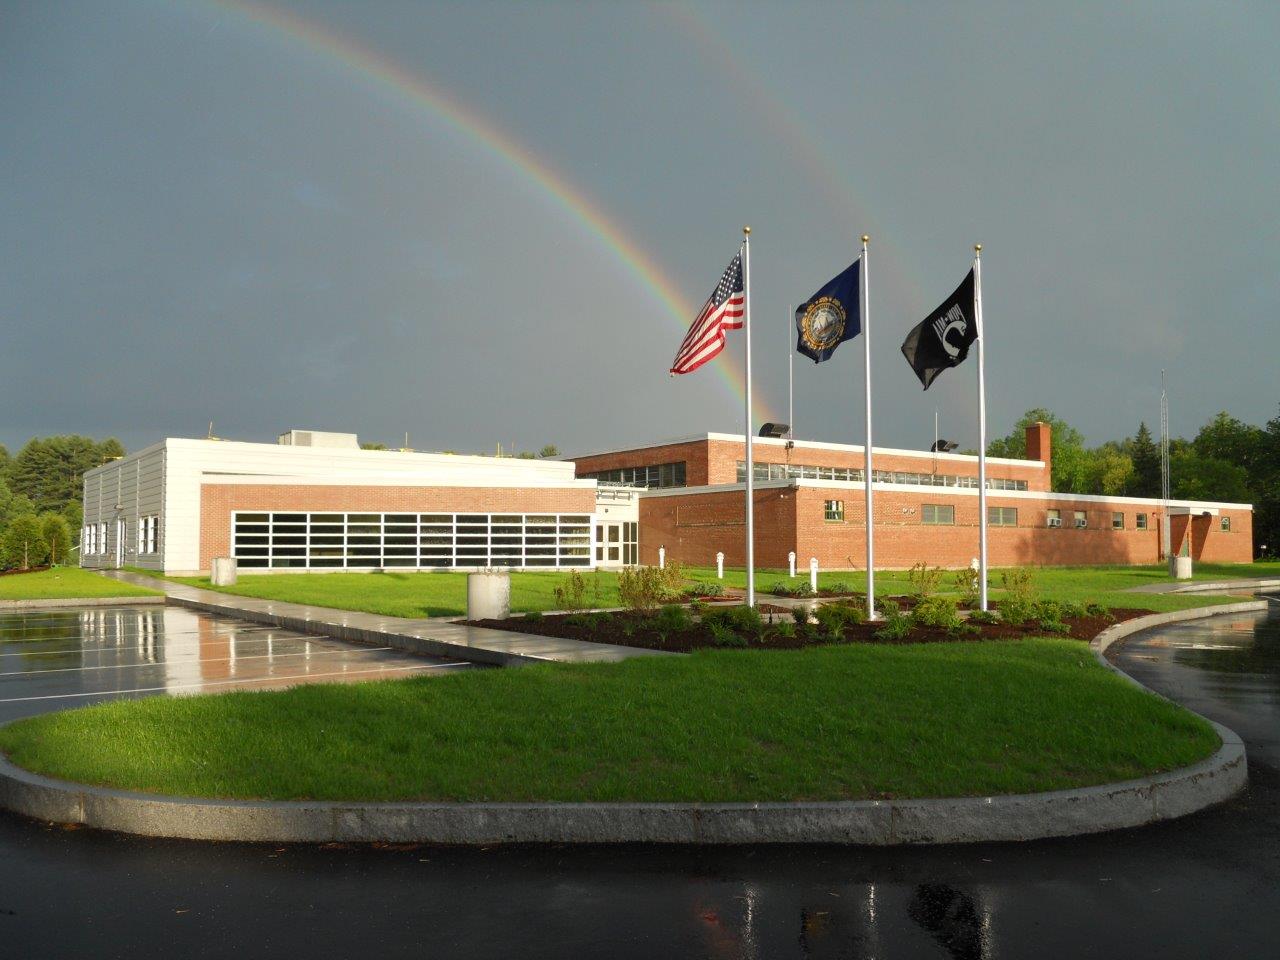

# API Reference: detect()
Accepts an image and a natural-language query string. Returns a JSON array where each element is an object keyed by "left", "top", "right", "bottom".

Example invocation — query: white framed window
[
  {"left": 231, "top": 511, "right": 594, "bottom": 570},
  {"left": 1112, "top": 511, "right": 1124, "bottom": 530},
  {"left": 99, "top": 523, "right": 109, "bottom": 554},
  {"left": 1046, "top": 509, "right": 1061, "bottom": 528},
  {"left": 1136, "top": 513, "right": 1148, "bottom": 530},
  {"left": 138, "top": 519, "right": 146, "bottom": 554},
  {"left": 1073, "top": 511, "right": 1088, "bottom": 528},
  {"left": 922, "top": 503, "right": 955, "bottom": 525},
  {"left": 1221, "top": 516, "right": 1231, "bottom": 532},
  {"left": 988, "top": 506, "right": 1018, "bottom": 527},
  {"left": 824, "top": 500, "right": 845, "bottom": 522}
]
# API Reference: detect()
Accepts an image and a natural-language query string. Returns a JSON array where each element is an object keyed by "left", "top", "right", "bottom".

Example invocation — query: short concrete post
[
  {"left": 658, "top": 546, "right": 666, "bottom": 570},
  {"left": 809, "top": 557, "right": 819, "bottom": 593},
  {"left": 715, "top": 552, "right": 724, "bottom": 579},
  {"left": 1172, "top": 556, "right": 1193, "bottom": 580},
  {"left": 467, "top": 570, "right": 510, "bottom": 620},
  {"left": 210, "top": 557, "right": 237, "bottom": 587},
  {"left": 788, "top": 551, "right": 797, "bottom": 578}
]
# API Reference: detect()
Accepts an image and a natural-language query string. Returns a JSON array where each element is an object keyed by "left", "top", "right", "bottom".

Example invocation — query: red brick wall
[
  {"left": 572, "top": 440, "right": 711, "bottom": 486},
  {"left": 638, "top": 487, "right": 796, "bottom": 569},
  {"left": 638, "top": 485, "right": 1253, "bottom": 571},
  {"left": 199, "top": 484, "right": 595, "bottom": 571}
]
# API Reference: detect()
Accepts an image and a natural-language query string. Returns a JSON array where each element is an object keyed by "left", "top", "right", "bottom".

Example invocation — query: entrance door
[
  {"left": 115, "top": 518, "right": 126, "bottom": 569},
  {"left": 597, "top": 523, "right": 622, "bottom": 566}
]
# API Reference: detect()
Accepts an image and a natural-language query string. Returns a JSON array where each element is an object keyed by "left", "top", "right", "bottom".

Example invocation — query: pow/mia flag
[
  {"left": 795, "top": 259, "right": 861, "bottom": 363},
  {"left": 900, "top": 269, "right": 978, "bottom": 389}
]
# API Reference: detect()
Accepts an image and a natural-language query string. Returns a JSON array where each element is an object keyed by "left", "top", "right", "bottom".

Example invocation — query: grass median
[
  {"left": 0, "top": 638, "right": 1219, "bottom": 803},
  {"left": 0, "top": 567, "right": 160, "bottom": 602}
]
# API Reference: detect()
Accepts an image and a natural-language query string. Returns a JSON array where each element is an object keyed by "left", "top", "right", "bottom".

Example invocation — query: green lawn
[
  {"left": 0, "top": 567, "right": 160, "bottom": 602},
  {"left": 171, "top": 570, "right": 625, "bottom": 618},
  {"left": 0, "top": 638, "right": 1218, "bottom": 803},
  {"left": 164, "top": 561, "right": 1276, "bottom": 619}
]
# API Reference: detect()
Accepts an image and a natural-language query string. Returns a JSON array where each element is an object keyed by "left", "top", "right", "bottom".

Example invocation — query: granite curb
[
  {"left": 0, "top": 595, "right": 165, "bottom": 611},
  {"left": 0, "top": 604, "right": 1260, "bottom": 846}
]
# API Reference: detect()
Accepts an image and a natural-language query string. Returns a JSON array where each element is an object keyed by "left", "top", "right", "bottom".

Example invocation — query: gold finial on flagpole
[
  {"left": 743, "top": 226, "right": 751, "bottom": 236},
  {"left": 862, "top": 234, "right": 870, "bottom": 244},
  {"left": 974, "top": 242, "right": 983, "bottom": 254}
]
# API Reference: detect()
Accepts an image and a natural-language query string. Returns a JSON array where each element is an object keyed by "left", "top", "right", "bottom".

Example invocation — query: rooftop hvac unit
[
  {"left": 1075, "top": 518, "right": 1089, "bottom": 528},
  {"left": 1047, "top": 517, "right": 1062, "bottom": 528},
  {"left": 277, "top": 430, "right": 360, "bottom": 449}
]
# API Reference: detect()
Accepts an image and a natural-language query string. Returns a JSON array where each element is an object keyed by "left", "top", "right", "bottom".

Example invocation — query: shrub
[
  {"left": 911, "top": 596, "right": 963, "bottom": 631},
  {"left": 1037, "top": 617, "right": 1072, "bottom": 636},
  {"left": 874, "top": 605, "right": 913, "bottom": 642},
  {"left": 688, "top": 599, "right": 706, "bottom": 618},
  {"left": 696, "top": 582, "right": 725, "bottom": 598},
  {"left": 708, "top": 622, "right": 747, "bottom": 648},
  {"left": 954, "top": 622, "right": 982, "bottom": 637},
  {"left": 997, "top": 597, "right": 1037, "bottom": 627},
  {"left": 814, "top": 603, "right": 856, "bottom": 640},
  {"left": 1059, "top": 600, "right": 1087, "bottom": 621},
  {"left": 953, "top": 567, "right": 982, "bottom": 609},
  {"left": 1001, "top": 568, "right": 1036, "bottom": 603},
  {"left": 771, "top": 579, "right": 816, "bottom": 598},
  {"left": 552, "top": 570, "right": 588, "bottom": 612},
  {"left": 618, "top": 566, "right": 671, "bottom": 612},
  {"left": 521, "top": 610, "right": 543, "bottom": 623},
  {"left": 653, "top": 604, "right": 693, "bottom": 638},
  {"left": 703, "top": 604, "right": 765, "bottom": 640},
  {"left": 996, "top": 571, "right": 1038, "bottom": 627},
  {"left": 967, "top": 610, "right": 1000, "bottom": 626},
  {"left": 826, "top": 580, "right": 852, "bottom": 595},
  {"left": 1035, "top": 599, "right": 1064, "bottom": 622},
  {"left": 772, "top": 620, "right": 797, "bottom": 639},
  {"left": 1085, "top": 602, "right": 1116, "bottom": 622},
  {"left": 564, "top": 611, "right": 610, "bottom": 631},
  {"left": 791, "top": 605, "right": 812, "bottom": 626},
  {"left": 907, "top": 561, "right": 945, "bottom": 599}
]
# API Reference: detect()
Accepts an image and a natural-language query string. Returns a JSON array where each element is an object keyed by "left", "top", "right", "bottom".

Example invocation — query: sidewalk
[{"left": 103, "top": 572, "right": 673, "bottom": 667}]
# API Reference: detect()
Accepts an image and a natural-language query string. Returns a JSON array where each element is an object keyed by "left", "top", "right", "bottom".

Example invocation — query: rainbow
[{"left": 201, "top": 0, "right": 770, "bottom": 422}]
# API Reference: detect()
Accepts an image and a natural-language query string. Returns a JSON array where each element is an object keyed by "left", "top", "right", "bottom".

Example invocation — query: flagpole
[
  {"left": 974, "top": 243, "right": 989, "bottom": 612},
  {"left": 861, "top": 235, "right": 876, "bottom": 620},
  {"left": 787, "top": 304, "right": 794, "bottom": 440},
  {"left": 743, "top": 227, "right": 755, "bottom": 608}
]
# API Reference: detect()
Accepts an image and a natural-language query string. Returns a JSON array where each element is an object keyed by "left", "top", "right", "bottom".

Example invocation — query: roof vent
[{"left": 277, "top": 430, "right": 359, "bottom": 449}]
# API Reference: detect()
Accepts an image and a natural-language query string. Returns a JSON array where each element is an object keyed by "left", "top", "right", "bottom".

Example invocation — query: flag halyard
[{"left": 670, "top": 252, "right": 745, "bottom": 375}]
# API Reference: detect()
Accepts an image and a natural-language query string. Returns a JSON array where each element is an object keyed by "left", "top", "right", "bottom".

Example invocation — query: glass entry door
[{"left": 595, "top": 522, "right": 638, "bottom": 566}]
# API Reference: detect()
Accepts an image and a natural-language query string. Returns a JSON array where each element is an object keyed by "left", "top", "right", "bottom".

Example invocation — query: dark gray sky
[{"left": 3, "top": 1, "right": 1276, "bottom": 456}]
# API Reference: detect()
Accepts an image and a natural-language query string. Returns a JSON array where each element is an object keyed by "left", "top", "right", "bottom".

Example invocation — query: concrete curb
[
  {"left": 0, "top": 604, "right": 1261, "bottom": 846},
  {"left": 0, "top": 595, "right": 165, "bottom": 611}
]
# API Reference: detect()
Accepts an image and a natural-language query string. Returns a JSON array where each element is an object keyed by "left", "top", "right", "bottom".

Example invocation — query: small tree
[
  {"left": 538, "top": 444, "right": 560, "bottom": 458},
  {"left": 40, "top": 513, "right": 72, "bottom": 566},
  {"left": 1, "top": 513, "right": 50, "bottom": 570}
]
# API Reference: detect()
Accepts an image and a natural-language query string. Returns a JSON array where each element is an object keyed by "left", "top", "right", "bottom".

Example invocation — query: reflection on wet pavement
[{"left": 0, "top": 605, "right": 474, "bottom": 722}]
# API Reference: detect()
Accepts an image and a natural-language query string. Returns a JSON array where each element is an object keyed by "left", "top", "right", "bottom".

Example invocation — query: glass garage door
[{"left": 231, "top": 512, "right": 593, "bottom": 570}]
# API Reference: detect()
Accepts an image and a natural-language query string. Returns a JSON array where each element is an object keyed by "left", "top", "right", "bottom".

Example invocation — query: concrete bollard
[
  {"left": 467, "top": 570, "right": 511, "bottom": 620},
  {"left": 210, "top": 557, "right": 237, "bottom": 587},
  {"left": 809, "top": 557, "right": 819, "bottom": 593},
  {"left": 658, "top": 546, "right": 666, "bottom": 570},
  {"left": 788, "top": 551, "right": 797, "bottom": 578},
  {"left": 716, "top": 552, "right": 724, "bottom": 579},
  {"left": 1172, "top": 556, "right": 1193, "bottom": 580}
]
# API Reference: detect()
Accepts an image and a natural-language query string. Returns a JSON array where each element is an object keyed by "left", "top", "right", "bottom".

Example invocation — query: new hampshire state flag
[{"left": 794, "top": 260, "right": 861, "bottom": 363}]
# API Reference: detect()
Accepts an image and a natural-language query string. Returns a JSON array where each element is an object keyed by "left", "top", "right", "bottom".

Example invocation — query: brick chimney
[{"left": 1026, "top": 421, "right": 1052, "bottom": 489}]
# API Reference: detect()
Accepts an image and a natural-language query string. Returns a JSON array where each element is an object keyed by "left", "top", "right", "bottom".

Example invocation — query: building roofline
[{"left": 567, "top": 432, "right": 1043, "bottom": 470}]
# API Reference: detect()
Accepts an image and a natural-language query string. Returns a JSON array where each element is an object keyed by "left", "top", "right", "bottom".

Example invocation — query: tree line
[
  {"left": 0, "top": 436, "right": 125, "bottom": 570},
  {"left": 988, "top": 405, "right": 1279, "bottom": 558}
]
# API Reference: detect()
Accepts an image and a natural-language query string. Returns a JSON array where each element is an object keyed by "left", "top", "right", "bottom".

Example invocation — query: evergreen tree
[
  {"left": 7, "top": 435, "right": 125, "bottom": 514},
  {"left": 1130, "top": 422, "right": 1161, "bottom": 498}
]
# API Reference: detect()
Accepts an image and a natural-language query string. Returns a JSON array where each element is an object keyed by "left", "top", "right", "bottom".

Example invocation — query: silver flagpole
[
  {"left": 743, "top": 227, "right": 756, "bottom": 608},
  {"left": 861, "top": 235, "right": 876, "bottom": 620},
  {"left": 974, "top": 243, "right": 989, "bottom": 612},
  {"left": 788, "top": 304, "right": 794, "bottom": 440}
]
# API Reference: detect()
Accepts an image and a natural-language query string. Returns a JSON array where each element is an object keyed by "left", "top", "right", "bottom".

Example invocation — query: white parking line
[
  {"left": 0, "top": 662, "right": 472, "bottom": 703},
  {"left": 0, "top": 647, "right": 398, "bottom": 678},
  {"left": 6, "top": 635, "right": 332, "bottom": 657}
]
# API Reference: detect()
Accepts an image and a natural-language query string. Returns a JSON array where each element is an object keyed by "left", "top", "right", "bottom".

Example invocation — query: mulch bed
[{"left": 464, "top": 607, "right": 1156, "bottom": 654}]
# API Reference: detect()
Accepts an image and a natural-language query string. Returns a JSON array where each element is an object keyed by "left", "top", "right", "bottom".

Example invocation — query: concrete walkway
[
  {"left": 1125, "top": 575, "right": 1280, "bottom": 595},
  {"left": 103, "top": 572, "right": 672, "bottom": 667}
]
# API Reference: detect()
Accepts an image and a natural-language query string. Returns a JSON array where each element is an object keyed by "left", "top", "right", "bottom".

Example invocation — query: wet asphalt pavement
[{"left": 1, "top": 601, "right": 1278, "bottom": 959}]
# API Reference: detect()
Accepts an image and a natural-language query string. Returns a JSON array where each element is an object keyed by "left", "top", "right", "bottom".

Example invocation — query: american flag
[{"left": 670, "top": 251, "right": 744, "bottom": 375}]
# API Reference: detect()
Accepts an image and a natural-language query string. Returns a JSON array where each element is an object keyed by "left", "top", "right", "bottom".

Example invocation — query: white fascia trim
[{"left": 201, "top": 475, "right": 598, "bottom": 490}]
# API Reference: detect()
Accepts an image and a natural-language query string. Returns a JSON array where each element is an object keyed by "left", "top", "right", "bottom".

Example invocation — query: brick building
[{"left": 573, "top": 424, "right": 1253, "bottom": 569}]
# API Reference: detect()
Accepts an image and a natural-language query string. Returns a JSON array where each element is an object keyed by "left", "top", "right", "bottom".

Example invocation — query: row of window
[
  {"left": 231, "top": 512, "right": 595, "bottom": 569},
  {"left": 738, "top": 462, "right": 1028, "bottom": 491},
  {"left": 137, "top": 516, "right": 159, "bottom": 554},
  {"left": 580, "top": 461, "right": 686, "bottom": 489},
  {"left": 82, "top": 523, "right": 111, "bottom": 556}
]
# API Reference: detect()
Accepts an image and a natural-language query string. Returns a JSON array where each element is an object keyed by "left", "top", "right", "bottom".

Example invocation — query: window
[
  {"left": 1112, "top": 512, "right": 1124, "bottom": 530},
  {"left": 1073, "top": 511, "right": 1088, "bottom": 528},
  {"left": 583, "top": 461, "right": 685, "bottom": 489},
  {"left": 824, "top": 500, "right": 845, "bottom": 522},
  {"left": 232, "top": 511, "right": 594, "bottom": 570},
  {"left": 1046, "top": 508, "right": 1061, "bottom": 527},
  {"left": 988, "top": 506, "right": 1018, "bottom": 527},
  {"left": 99, "top": 522, "right": 109, "bottom": 554},
  {"left": 1221, "top": 516, "right": 1231, "bottom": 532},
  {"left": 1136, "top": 513, "right": 1148, "bottom": 530},
  {"left": 922, "top": 504, "right": 955, "bottom": 525}
]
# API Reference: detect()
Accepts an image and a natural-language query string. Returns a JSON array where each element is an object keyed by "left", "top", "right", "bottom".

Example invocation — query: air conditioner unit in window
[
  {"left": 1047, "top": 517, "right": 1062, "bottom": 527},
  {"left": 1075, "top": 518, "right": 1088, "bottom": 528}
]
